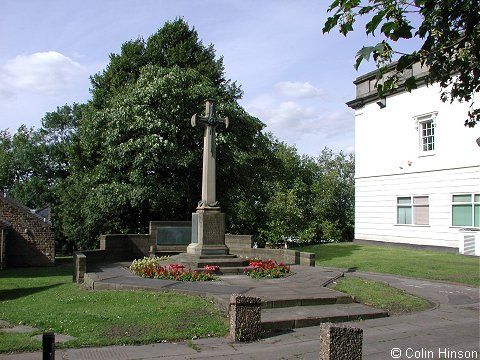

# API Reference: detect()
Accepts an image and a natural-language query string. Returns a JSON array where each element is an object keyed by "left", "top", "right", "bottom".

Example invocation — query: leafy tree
[
  {"left": 58, "top": 19, "right": 269, "bottom": 249},
  {"left": 323, "top": 0, "right": 480, "bottom": 127},
  {"left": 0, "top": 130, "right": 13, "bottom": 193},
  {"left": 312, "top": 148, "right": 355, "bottom": 242},
  {"left": 0, "top": 126, "right": 51, "bottom": 208},
  {"left": 258, "top": 142, "right": 316, "bottom": 245},
  {"left": 0, "top": 19, "right": 356, "bottom": 250},
  {"left": 0, "top": 104, "right": 82, "bottom": 208}
]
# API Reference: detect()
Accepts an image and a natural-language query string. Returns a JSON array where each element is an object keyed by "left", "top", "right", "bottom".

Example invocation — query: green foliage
[
  {"left": 258, "top": 146, "right": 354, "bottom": 245},
  {"left": 1, "top": 19, "right": 355, "bottom": 250},
  {"left": 323, "top": 0, "right": 480, "bottom": 127},
  {"left": 55, "top": 19, "right": 269, "bottom": 248}
]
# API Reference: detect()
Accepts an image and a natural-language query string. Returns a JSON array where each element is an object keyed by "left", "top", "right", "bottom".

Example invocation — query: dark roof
[
  {"left": 35, "top": 207, "right": 51, "bottom": 221},
  {"left": 0, "top": 192, "right": 51, "bottom": 225},
  {"left": 0, "top": 218, "right": 11, "bottom": 229}
]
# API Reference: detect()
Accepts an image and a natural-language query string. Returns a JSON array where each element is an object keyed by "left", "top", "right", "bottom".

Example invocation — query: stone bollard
[
  {"left": 319, "top": 323, "right": 363, "bottom": 360},
  {"left": 229, "top": 294, "right": 262, "bottom": 342},
  {"left": 73, "top": 252, "right": 86, "bottom": 284}
]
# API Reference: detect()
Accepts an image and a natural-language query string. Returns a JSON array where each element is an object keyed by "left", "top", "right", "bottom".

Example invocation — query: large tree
[
  {"left": 0, "top": 19, "right": 356, "bottom": 250},
  {"left": 57, "top": 19, "right": 271, "bottom": 249},
  {"left": 323, "top": 0, "right": 480, "bottom": 127}
]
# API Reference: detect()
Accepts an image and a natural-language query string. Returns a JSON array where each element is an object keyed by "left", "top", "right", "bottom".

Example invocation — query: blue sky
[{"left": 0, "top": 0, "right": 395, "bottom": 156}]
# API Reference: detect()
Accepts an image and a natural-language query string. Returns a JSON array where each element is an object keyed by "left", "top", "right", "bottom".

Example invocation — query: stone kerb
[
  {"left": 319, "top": 323, "right": 363, "bottom": 360},
  {"left": 229, "top": 294, "right": 262, "bottom": 342}
]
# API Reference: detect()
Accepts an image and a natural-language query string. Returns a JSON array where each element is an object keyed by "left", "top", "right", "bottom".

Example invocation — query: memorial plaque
[{"left": 156, "top": 226, "right": 192, "bottom": 245}]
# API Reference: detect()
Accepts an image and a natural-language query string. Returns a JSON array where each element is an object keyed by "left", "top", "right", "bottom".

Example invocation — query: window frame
[
  {"left": 452, "top": 194, "right": 480, "bottom": 228},
  {"left": 413, "top": 111, "right": 437, "bottom": 155},
  {"left": 396, "top": 195, "right": 430, "bottom": 226}
]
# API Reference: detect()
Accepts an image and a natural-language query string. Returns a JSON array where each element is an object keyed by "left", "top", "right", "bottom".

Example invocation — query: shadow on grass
[
  {"left": 0, "top": 266, "right": 71, "bottom": 279},
  {"left": 297, "top": 242, "right": 363, "bottom": 262},
  {"left": 0, "top": 283, "right": 63, "bottom": 301}
]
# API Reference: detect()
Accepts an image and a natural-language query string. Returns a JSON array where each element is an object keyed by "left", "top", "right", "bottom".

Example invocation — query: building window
[
  {"left": 397, "top": 196, "right": 429, "bottom": 225},
  {"left": 414, "top": 112, "right": 437, "bottom": 153},
  {"left": 420, "top": 120, "right": 434, "bottom": 151},
  {"left": 452, "top": 194, "right": 480, "bottom": 227}
]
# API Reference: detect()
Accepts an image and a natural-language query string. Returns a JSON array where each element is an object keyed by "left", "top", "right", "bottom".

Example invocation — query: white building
[{"left": 347, "top": 63, "right": 480, "bottom": 255}]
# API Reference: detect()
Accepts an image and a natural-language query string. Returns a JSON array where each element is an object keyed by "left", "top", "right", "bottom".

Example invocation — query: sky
[{"left": 0, "top": 0, "right": 393, "bottom": 157}]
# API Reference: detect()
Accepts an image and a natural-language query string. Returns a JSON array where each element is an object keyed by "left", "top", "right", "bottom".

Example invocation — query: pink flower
[
  {"left": 204, "top": 265, "right": 219, "bottom": 271},
  {"left": 169, "top": 264, "right": 185, "bottom": 270}
]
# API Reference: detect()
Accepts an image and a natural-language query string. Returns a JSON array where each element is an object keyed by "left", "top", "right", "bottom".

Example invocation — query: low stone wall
[
  {"left": 225, "top": 235, "right": 315, "bottom": 266},
  {"left": 73, "top": 233, "right": 154, "bottom": 283}
]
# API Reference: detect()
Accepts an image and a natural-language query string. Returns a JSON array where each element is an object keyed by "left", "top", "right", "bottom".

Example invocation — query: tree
[
  {"left": 312, "top": 148, "right": 355, "bottom": 242},
  {"left": 258, "top": 142, "right": 318, "bottom": 246},
  {"left": 323, "top": 0, "right": 480, "bottom": 127},
  {"left": 58, "top": 19, "right": 270, "bottom": 249}
]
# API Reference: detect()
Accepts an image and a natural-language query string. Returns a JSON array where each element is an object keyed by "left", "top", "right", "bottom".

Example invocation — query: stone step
[
  {"left": 193, "top": 266, "right": 253, "bottom": 275},
  {"left": 196, "top": 254, "right": 240, "bottom": 259},
  {"left": 192, "top": 258, "right": 250, "bottom": 268},
  {"left": 261, "top": 294, "right": 354, "bottom": 309},
  {"left": 155, "top": 250, "right": 182, "bottom": 256},
  {"left": 261, "top": 303, "right": 389, "bottom": 331}
]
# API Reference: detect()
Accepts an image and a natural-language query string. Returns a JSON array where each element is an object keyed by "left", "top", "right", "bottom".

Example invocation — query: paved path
[{"left": 1, "top": 265, "right": 478, "bottom": 360}]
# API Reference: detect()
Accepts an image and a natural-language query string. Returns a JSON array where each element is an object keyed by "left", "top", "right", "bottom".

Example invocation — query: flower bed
[
  {"left": 130, "top": 257, "right": 217, "bottom": 282},
  {"left": 245, "top": 259, "right": 290, "bottom": 279}
]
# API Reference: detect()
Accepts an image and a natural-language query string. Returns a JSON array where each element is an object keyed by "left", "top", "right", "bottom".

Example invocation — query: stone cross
[{"left": 191, "top": 99, "right": 229, "bottom": 209}]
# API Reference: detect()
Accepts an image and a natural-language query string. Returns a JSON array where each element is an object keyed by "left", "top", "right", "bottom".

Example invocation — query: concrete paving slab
[
  {"left": 0, "top": 325, "right": 37, "bottom": 333},
  {"left": 31, "top": 333, "right": 77, "bottom": 343}
]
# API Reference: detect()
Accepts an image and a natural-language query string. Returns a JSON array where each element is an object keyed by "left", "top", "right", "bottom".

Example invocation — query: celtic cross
[{"left": 191, "top": 99, "right": 229, "bottom": 209}]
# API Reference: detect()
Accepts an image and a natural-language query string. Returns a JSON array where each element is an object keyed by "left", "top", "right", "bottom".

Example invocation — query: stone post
[
  {"left": 319, "top": 323, "right": 363, "bottom": 360},
  {"left": 73, "top": 252, "right": 86, "bottom": 284},
  {"left": 230, "top": 294, "right": 262, "bottom": 342}
]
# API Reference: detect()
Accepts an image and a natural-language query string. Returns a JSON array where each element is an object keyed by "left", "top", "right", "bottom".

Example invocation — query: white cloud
[
  {"left": 2, "top": 51, "right": 86, "bottom": 96},
  {"left": 276, "top": 81, "right": 326, "bottom": 98},
  {"left": 248, "top": 98, "right": 353, "bottom": 139}
]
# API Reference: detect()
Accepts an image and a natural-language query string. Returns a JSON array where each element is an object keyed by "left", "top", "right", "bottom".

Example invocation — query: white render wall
[{"left": 354, "top": 83, "right": 480, "bottom": 248}]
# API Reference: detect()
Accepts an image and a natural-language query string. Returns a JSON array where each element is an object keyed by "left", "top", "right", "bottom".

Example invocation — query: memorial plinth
[{"left": 187, "top": 208, "right": 229, "bottom": 255}]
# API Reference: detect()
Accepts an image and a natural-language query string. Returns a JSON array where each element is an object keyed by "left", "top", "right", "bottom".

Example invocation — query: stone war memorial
[
  {"left": 171, "top": 99, "right": 251, "bottom": 270},
  {"left": 187, "top": 99, "right": 231, "bottom": 256},
  {"left": 74, "top": 99, "right": 315, "bottom": 280}
]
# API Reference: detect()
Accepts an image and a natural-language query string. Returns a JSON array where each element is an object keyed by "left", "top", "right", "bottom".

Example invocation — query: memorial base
[{"left": 187, "top": 208, "right": 229, "bottom": 256}]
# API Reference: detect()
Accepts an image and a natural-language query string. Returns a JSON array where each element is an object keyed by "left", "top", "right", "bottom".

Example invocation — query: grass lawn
[
  {"left": 299, "top": 243, "right": 480, "bottom": 286},
  {"left": 331, "top": 276, "right": 433, "bottom": 315},
  {"left": 0, "top": 263, "right": 228, "bottom": 353}
]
